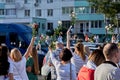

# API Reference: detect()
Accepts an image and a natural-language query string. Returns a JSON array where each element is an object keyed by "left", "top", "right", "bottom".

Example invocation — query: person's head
[
  {"left": 103, "top": 43, "right": 120, "bottom": 63},
  {"left": 56, "top": 41, "right": 64, "bottom": 49},
  {"left": 59, "top": 48, "right": 73, "bottom": 62},
  {"left": 10, "top": 48, "right": 22, "bottom": 62},
  {"left": 30, "top": 47, "right": 39, "bottom": 74},
  {"left": 84, "top": 46, "right": 90, "bottom": 56},
  {"left": 88, "top": 49, "right": 105, "bottom": 66},
  {"left": 75, "top": 42, "right": 86, "bottom": 61}
]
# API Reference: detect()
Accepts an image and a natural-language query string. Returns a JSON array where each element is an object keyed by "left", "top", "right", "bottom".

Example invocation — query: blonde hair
[
  {"left": 30, "top": 47, "right": 39, "bottom": 74},
  {"left": 10, "top": 48, "right": 22, "bottom": 62}
]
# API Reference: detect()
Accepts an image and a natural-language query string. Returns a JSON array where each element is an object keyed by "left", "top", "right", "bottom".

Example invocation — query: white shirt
[
  {"left": 0, "top": 76, "right": 4, "bottom": 80},
  {"left": 50, "top": 52, "right": 76, "bottom": 80},
  {"left": 12, "top": 56, "right": 28, "bottom": 80},
  {"left": 8, "top": 57, "right": 14, "bottom": 74}
]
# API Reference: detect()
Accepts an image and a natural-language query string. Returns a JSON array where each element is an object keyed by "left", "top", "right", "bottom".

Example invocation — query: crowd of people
[{"left": 1, "top": 26, "right": 120, "bottom": 80}]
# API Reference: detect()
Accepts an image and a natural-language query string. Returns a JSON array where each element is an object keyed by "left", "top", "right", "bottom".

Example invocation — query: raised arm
[
  {"left": 49, "top": 47, "right": 59, "bottom": 66},
  {"left": 66, "top": 26, "right": 72, "bottom": 50},
  {"left": 24, "top": 37, "right": 35, "bottom": 59}
]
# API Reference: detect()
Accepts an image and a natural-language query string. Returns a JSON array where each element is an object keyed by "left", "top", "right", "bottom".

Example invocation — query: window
[
  {"left": 42, "top": 23, "right": 45, "bottom": 30},
  {"left": 5, "top": 9, "right": 16, "bottom": 15},
  {"left": 62, "top": 21, "right": 71, "bottom": 29},
  {"left": 99, "top": 20, "right": 102, "bottom": 28},
  {"left": 86, "top": 22, "right": 89, "bottom": 32},
  {"left": 24, "top": 0, "right": 28, "bottom": 4},
  {"left": 91, "top": 20, "right": 103, "bottom": 28},
  {"left": 25, "top": 10, "right": 30, "bottom": 17},
  {"left": 47, "top": 23, "right": 53, "bottom": 30},
  {"left": 47, "top": 9, "right": 53, "bottom": 16},
  {"left": 47, "top": 0, "right": 53, "bottom": 3},
  {"left": 75, "top": 7, "right": 89, "bottom": 14},
  {"left": 6, "top": 0, "right": 15, "bottom": 4},
  {"left": 62, "top": 7, "right": 73, "bottom": 14},
  {"left": 36, "top": 9, "right": 41, "bottom": 16},
  {"left": 0, "top": 9, "right": 4, "bottom": 15},
  {"left": 9, "top": 32, "right": 28, "bottom": 48},
  {"left": 91, "top": 7, "right": 97, "bottom": 13},
  {"left": 0, "top": 32, "right": 6, "bottom": 44},
  {"left": 36, "top": 0, "right": 41, "bottom": 3}
]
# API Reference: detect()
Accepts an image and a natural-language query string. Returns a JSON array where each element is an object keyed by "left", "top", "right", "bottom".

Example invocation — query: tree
[
  {"left": 88, "top": 0, "right": 120, "bottom": 25},
  {"left": 54, "top": 25, "right": 67, "bottom": 41}
]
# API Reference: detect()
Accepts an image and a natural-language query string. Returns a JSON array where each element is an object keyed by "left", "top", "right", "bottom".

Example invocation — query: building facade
[{"left": 0, "top": 0, "right": 109, "bottom": 41}]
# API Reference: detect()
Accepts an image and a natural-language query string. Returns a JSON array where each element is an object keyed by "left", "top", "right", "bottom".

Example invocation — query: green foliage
[
  {"left": 70, "top": 12, "right": 76, "bottom": 26},
  {"left": 54, "top": 25, "right": 67, "bottom": 37},
  {"left": 32, "top": 28, "right": 37, "bottom": 37},
  {"left": 54, "top": 25, "right": 68, "bottom": 41},
  {"left": 49, "top": 41, "right": 56, "bottom": 50},
  {"left": 88, "top": 0, "right": 120, "bottom": 25},
  {"left": 71, "top": 15, "right": 76, "bottom": 26}
]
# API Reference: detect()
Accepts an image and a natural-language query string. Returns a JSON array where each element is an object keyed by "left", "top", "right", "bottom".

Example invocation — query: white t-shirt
[
  {"left": 12, "top": 56, "right": 28, "bottom": 80},
  {"left": 50, "top": 52, "right": 76, "bottom": 80},
  {"left": 8, "top": 57, "right": 14, "bottom": 74},
  {"left": 0, "top": 76, "right": 4, "bottom": 80}
]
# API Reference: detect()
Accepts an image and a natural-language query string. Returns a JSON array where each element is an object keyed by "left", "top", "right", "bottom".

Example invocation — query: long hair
[
  {"left": 75, "top": 42, "right": 86, "bottom": 61},
  {"left": 88, "top": 49, "right": 105, "bottom": 66},
  {"left": 30, "top": 47, "right": 39, "bottom": 74},
  {"left": 10, "top": 48, "right": 22, "bottom": 62},
  {"left": 0, "top": 45, "right": 9, "bottom": 75}
]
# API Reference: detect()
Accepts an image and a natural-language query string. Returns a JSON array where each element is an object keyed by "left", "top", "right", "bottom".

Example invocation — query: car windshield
[{"left": 24, "top": 32, "right": 32, "bottom": 41}]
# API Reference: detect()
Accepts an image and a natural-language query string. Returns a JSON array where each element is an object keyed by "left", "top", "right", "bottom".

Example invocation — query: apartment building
[{"left": 0, "top": 0, "right": 107, "bottom": 39}]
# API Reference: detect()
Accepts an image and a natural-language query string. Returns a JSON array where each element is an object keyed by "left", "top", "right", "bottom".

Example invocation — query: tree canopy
[{"left": 88, "top": 0, "right": 120, "bottom": 25}]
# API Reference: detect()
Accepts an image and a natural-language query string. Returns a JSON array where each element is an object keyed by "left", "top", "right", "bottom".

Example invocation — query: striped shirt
[
  {"left": 50, "top": 52, "right": 77, "bottom": 80},
  {"left": 71, "top": 52, "right": 88, "bottom": 74}
]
